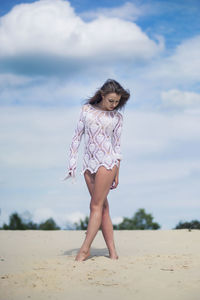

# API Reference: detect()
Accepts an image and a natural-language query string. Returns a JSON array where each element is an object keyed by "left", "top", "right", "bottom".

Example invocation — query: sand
[{"left": 0, "top": 229, "right": 200, "bottom": 300}]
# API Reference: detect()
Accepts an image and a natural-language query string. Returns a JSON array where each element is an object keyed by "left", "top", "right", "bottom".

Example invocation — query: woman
[{"left": 64, "top": 79, "right": 130, "bottom": 261}]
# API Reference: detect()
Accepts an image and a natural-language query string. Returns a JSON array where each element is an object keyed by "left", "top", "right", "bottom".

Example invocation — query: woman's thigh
[
  {"left": 84, "top": 166, "right": 117, "bottom": 207},
  {"left": 84, "top": 170, "right": 95, "bottom": 197},
  {"left": 91, "top": 165, "right": 118, "bottom": 207}
]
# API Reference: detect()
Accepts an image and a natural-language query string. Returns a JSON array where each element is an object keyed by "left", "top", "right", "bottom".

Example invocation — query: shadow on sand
[{"left": 63, "top": 248, "right": 110, "bottom": 260}]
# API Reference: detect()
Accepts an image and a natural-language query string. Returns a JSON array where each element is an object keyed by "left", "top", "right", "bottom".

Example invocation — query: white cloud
[
  {"left": 32, "top": 208, "right": 85, "bottom": 228},
  {"left": 64, "top": 211, "right": 86, "bottom": 224},
  {"left": 123, "top": 109, "right": 200, "bottom": 157},
  {"left": 0, "top": 0, "right": 163, "bottom": 73},
  {"left": 169, "top": 35, "right": 200, "bottom": 82},
  {"left": 118, "top": 34, "right": 200, "bottom": 111},
  {"left": 144, "top": 35, "right": 200, "bottom": 87},
  {"left": 80, "top": 2, "right": 148, "bottom": 21},
  {"left": 0, "top": 1, "right": 199, "bottom": 112},
  {"left": 0, "top": 105, "right": 81, "bottom": 169},
  {"left": 123, "top": 160, "right": 200, "bottom": 185},
  {"left": 0, "top": 75, "right": 96, "bottom": 105},
  {"left": 0, "top": 73, "right": 31, "bottom": 87},
  {"left": 32, "top": 207, "right": 56, "bottom": 223},
  {"left": 161, "top": 89, "right": 200, "bottom": 108},
  {"left": 112, "top": 216, "right": 123, "bottom": 225}
]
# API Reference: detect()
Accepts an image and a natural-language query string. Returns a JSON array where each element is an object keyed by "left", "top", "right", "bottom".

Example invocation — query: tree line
[{"left": 0, "top": 208, "right": 199, "bottom": 230}]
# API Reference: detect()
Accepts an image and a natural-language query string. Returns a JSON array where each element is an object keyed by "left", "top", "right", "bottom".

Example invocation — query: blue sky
[{"left": 0, "top": 0, "right": 200, "bottom": 229}]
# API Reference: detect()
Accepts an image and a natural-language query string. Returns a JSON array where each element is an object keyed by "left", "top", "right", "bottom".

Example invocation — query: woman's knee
[{"left": 89, "top": 198, "right": 104, "bottom": 211}]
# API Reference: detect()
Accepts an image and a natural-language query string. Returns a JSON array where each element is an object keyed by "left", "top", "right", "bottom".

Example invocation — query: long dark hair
[{"left": 85, "top": 79, "right": 130, "bottom": 111}]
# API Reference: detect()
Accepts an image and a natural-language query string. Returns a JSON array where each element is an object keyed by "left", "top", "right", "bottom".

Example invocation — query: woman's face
[{"left": 101, "top": 92, "right": 121, "bottom": 111}]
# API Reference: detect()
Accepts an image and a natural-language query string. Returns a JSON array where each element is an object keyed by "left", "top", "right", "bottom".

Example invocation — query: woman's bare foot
[
  {"left": 109, "top": 250, "right": 119, "bottom": 260},
  {"left": 110, "top": 254, "right": 119, "bottom": 260},
  {"left": 75, "top": 249, "right": 91, "bottom": 261}
]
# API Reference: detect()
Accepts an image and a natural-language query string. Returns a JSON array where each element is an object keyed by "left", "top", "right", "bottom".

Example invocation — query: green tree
[
  {"left": 1, "top": 212, "right": 60, "bottom": 230},
  {"left": 174, "top": 220, "right": 200, "bottom": 230},
  {"left": 1, "top": 212, "right": 38, "bottom": 230},
  {"left": 2, "top": 212, "right": 27, "bottom": 230},
  {"left": 25, "top": 221, "right": 38, "bottom": 229},
  {"left": 38, "top": 218, "right": 60, "bottom": 230},
  {"left": 113, "top": 208, "right": 160, "bottom": 230}
]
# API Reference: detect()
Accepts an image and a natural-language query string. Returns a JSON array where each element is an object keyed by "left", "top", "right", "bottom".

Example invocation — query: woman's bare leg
[
  {"left": 101, "top": 199, "right": 118, "bottom": 259},
  {"left": 75, "top": 166, "right": 118, "bottom": 261},
  {"left": 82, "top": 170, "right": 118, "bottom": 259}
]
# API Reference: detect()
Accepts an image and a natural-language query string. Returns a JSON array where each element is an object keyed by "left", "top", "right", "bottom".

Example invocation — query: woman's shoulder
[
  {"left": 81, "top": 103, "right": 90, "bottom": 111},
  {"left": 115, "top": 110, "right": 123, "bottom": 120}
]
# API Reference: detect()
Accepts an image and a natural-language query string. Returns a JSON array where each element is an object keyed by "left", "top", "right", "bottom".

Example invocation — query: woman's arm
[
  {"left": 111, "top": 113, "right": 123, "bottom": 189},
  {"left": 63, "top": 106, "right": 85, "bottom": 180},
  {"left": 112, "top": 112, "right": 123, "bottom": 161}
]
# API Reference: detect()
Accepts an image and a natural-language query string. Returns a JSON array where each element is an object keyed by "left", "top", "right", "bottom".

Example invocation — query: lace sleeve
[
  {"left": 112, "top": 112, "right": 123, "bottom": 161},
  {"left": 63, "top": 105, "right": 85, "bottom": 181}
]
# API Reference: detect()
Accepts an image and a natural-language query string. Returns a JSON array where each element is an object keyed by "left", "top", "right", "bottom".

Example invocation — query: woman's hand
[
  {"left": 110, "top": 161, "right": 120, "bottom": 189},
  {"left": 63, "top": 169, "right": 74, "bottom": 181},
  {"left": 110, "top": 174, "right": 119, "bottom": 189}
]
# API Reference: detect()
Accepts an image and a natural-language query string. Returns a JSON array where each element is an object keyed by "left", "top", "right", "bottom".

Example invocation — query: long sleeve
[
  {"left": 112, "top": 112, "right": 123, "bottom": 161},
  {"left": 63, "top": 105, "right": 85, "bottom": 181}
]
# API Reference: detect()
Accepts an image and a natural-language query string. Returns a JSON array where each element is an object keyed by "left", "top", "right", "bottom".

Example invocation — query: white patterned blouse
[{"left": 63, "top": 103, "right": 123, "bottom": 181}]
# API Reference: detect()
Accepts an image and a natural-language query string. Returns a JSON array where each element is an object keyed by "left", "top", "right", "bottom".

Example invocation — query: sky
[{"left": 0, "top": 0, "right": 200, "bottom": 230}]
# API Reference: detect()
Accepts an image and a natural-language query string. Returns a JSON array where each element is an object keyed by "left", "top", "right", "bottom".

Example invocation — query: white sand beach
[{"left": 0, "top": 230, "right": 200, "bottom": 300}]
